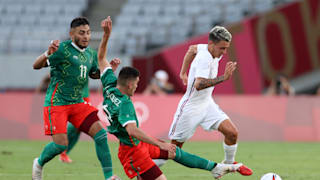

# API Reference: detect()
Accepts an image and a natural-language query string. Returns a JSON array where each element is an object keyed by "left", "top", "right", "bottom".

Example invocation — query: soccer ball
[{"left": 260, "top": 173, "right": 282, "bottom": 180}]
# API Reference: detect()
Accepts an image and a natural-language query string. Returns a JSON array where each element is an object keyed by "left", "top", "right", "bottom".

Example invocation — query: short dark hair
[
  {"left": 70, "top": 17, "right": 90, "bottom": 29},
  {"left": 117, "top": 67, "right": 140, "bottom": 86},
  {"left": 209, "top": 26, "right": 232, "bottom": 43}
]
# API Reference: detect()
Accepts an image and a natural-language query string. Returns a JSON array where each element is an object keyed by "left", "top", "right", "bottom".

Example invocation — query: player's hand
[
  {"left": 48, "top": 40, "right": 60, "bottom": 55},
  {"left": 101, "top": 16, "right": 112, "bottom": 37},
  {"left": 223, "top": 61, "right": 237, "bottom": 81},
  {"left": 180, "top": 72, "right": 188, "bottom": 86},
  {"left": 110, "top": 58, "right": 121, "bottom": 72},
  {"left": 159, "top": 142, "right": 176, "bottom": 154}
]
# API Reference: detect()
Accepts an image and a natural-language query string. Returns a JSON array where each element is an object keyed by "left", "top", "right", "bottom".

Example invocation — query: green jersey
[
  {"left": 83, "top": 82, "right": 89, "bottom": 98},
  {"left": 101, "top": 68, "right": 140, "bottom": 146},
  {"left": 44, "top": 40, "right": 99, "bottom": 106}
]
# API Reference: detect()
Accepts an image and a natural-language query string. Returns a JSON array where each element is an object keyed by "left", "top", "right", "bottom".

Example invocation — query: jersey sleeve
[
  {"left": 119, "top": 100, "right": 136, "bottom": 127},
  {"left": 89, "top": 51, "right": 100, "bottom": 77},
  {"left": 100, "top": 67, "right": 117, "bottom": 89},
  {"left": 47, "top": 43, "right": 64, "bottom": 67},
  {"left": 194, "top": 52, "right": 210, "bottom": 78}
]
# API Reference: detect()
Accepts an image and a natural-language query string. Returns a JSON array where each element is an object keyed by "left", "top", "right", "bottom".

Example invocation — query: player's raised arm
[
  {"left": 98, "top": 16, "right": 112, "bottom": 72},
  {"left": 180, "top": 45, "right": 197, "bottom": 85},
  {"left": 33, "top": 40, "right": 60, "bottom": 69},
  {"left": 194, "top": 61, "right": 237, "bottom": 91}
]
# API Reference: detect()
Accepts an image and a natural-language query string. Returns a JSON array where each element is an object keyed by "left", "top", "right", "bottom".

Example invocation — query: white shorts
[{"left": 168, "top": 101, "right": 229, "bottom": 142}]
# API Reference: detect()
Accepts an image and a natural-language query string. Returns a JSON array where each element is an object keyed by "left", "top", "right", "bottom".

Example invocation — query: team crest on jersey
[{"left": 73, "top": 55, "right": 78, "bottom": 59}]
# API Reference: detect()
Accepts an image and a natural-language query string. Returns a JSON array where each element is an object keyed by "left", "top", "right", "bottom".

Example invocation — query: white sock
[
  {"left": 152, "top": 159, "right": 168, "bottom": 167},
  {"left": 223, "top": 142, "right": 238, "bottom": 164}
]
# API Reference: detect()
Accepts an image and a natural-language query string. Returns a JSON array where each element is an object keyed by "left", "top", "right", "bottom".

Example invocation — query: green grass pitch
[{"left": 0, "top": 140, "right": 319, "bottom": 180}]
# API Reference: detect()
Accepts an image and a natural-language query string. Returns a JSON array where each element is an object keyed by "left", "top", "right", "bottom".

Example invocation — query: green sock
[
  {"left": 94, "top": 129, "right": 113, "bottom": 179},
  {"left": 38, "top": 142, "right": 67, "bottom": 166},
  {"left": 66, "top": 123, "right": 80, "bottom": 154},
  {"left": 173, "top": 147, "right": 217, "bottom": 171}
]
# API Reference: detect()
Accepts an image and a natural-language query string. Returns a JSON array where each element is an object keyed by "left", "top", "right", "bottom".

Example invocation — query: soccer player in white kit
[{"left": 159, "top": 26, "right": 253, "bottom": 176}]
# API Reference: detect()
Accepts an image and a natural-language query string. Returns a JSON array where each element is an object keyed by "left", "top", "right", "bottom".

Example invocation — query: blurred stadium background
[{"left": 0, "top": 0, "right": 320, "bottom": 179}]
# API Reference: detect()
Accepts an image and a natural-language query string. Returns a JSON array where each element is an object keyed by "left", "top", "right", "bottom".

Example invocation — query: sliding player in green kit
[
  {"left": 98, "top": 16, "right": 243, "bottom": 180},
  {"left": 32, "top": 17, "right": 119, "bottom": 180}
]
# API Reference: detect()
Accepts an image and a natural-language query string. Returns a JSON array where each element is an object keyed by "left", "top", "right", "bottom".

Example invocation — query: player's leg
[
  {"left": 171, "top": 146, "right": 243, "bottom": 179},
  {"left": 82, "top": 115, "right": 114, "bottom": 179},
  {"left": 218, "top": 120, "right": 252, "bottom": 176},
  {"left": 200, "top": 102, "right": 238, "bottom": 164},
  {"left": 69, "top": 103, "right": 116, "bottom": 180},
  {"left": 217, "top": 119, "right": 238, "bottom": 163},
  {"left": 203, "top": 102, "right": 252, "bottom": 176},
  {"left": 147, "top": 141, "right": 241, "bottom": 179},
  {"left": 59, "top": 122, "right": 81, "bottom": 163},
  {"left": 33, "top": 106, "right": 69, "bottom": 180}
]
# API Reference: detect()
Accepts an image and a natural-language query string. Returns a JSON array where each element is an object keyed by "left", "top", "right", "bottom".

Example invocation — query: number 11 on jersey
[{"left": 80, "top": 65, "right": 87, "bottom": 79}]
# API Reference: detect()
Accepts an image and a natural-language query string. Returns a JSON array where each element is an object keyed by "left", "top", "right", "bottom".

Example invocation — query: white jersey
[{"left": 182, "top": 44, "right": 222, "bottom": 107}]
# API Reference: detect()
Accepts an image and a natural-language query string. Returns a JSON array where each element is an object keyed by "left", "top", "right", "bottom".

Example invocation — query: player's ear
[
  {"left": 69, "top": 28, "right": 74, "bottom": 37},
  {"left": 126, "top": 80, "right": 131, "bottom": 89}
]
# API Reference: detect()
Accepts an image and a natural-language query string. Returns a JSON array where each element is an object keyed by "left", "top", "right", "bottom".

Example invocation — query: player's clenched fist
[
  {"left": 101, "top": 16, "right": 112, "bottom": 37},
  {"left": 48, "top": 40, "right": 60, "bottom": 56},
  {"left": 110, "top": 58, "right": 121, "bottom": 72}
]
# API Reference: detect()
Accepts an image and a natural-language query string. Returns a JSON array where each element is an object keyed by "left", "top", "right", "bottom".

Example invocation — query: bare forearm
[
  {"left": 97, "top": 34, "right": 111, "bottom": 71},
  {"left": 180, "top": 54, "right": 194, "bottom": 75},
  {"left": 33, "top": 53, "right": 48, "bottom": 69},
  {"left": 180, "top": 46, "right": 196, "bottom": 75},
  {"left": 128, "top": 126, "right": 161, "bottom": 147},
  {"left": 195, "top": 76, "right": 225, "bottom": 90}
]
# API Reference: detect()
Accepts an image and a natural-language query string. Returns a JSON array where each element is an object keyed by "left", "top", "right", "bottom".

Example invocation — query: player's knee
[
  {"left": 52, "top": 134, "right": 69, "bottom": 146},
  {"left": 226, "top": 129, "right": 238, "bottom": 143}
]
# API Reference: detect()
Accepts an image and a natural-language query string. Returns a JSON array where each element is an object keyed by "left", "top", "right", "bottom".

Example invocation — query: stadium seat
[
  {"left": 44, "top": 5, "right": 63, "bottom": 15},
  {"left": 24, "top": 4, "right": 43, "bottom": 15},
  {"left": 4, "top": 4, "right": 24, "bottom": 15}
]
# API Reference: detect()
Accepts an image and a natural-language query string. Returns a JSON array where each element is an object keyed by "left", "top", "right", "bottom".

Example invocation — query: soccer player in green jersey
[
  {"left": 32, "top": 17, "right": 119, "bottom": 180},
  {"left": 98, "top": 16, "right": 243, "bottom": 180}
]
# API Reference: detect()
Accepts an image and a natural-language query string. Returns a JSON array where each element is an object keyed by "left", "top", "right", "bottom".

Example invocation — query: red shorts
[
  {"left": 118, "top": 142, "right": 164, "bottom": 179},
  {"left": 43, "top": 102, "right": 97, "bottom": 135}
]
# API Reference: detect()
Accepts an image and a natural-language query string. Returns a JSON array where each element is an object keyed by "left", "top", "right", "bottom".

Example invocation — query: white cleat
[
  {"left": 211, "top": 163, "right": 242, "bottom": 179},
  {"left": 32, "top": 158, "right": 43, "bottom": 180}
]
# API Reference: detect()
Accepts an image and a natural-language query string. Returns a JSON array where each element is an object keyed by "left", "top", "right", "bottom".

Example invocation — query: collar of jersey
[{"left": 71, "top": 42, "right": 86, "bottom": 52}]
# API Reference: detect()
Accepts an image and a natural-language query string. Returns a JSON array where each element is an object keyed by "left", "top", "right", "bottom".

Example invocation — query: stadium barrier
[{"left": 1, "top": 92, "right": 320, "bottom": 141}]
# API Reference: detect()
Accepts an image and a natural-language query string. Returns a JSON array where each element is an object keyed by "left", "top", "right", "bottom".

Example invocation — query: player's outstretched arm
[
  {"left": 33, "top": 40, "right": 59, "bottom": 69},
  {"left": 194, "top": 61, "right": 237, "bottom": 90},
  {"left": 97, "top": 16, "right": 112, "bottom": 72},
  {"left": 180, "top": 45, "right": 197, "bottom": 85},
  {"left": 125, "top": 123, "right": 176, "bottom": 153}
]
